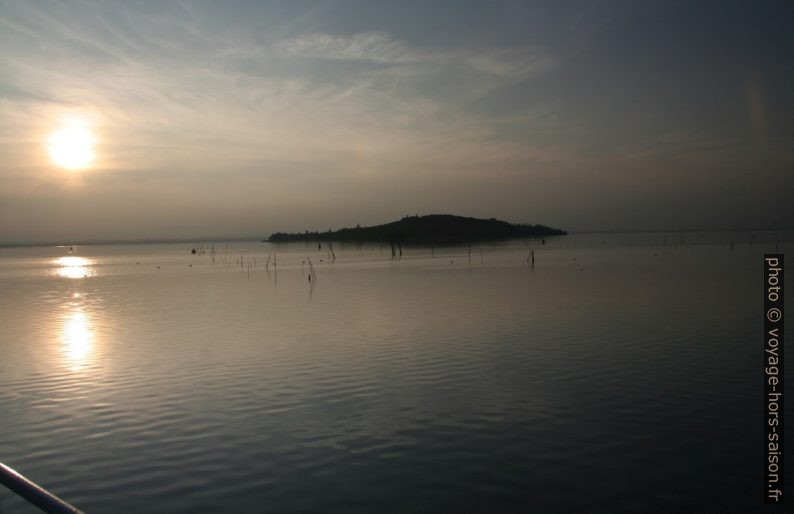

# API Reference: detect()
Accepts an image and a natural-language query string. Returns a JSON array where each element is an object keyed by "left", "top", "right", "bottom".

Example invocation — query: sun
[{"left": 47, "top": 121, "right": 96, "bottom": 170}]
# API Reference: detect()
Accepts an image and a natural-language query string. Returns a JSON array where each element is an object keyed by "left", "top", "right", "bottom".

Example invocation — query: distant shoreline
[
  {"left": 0, "top": 236, "right": 261, "bottom": 249},
  {"left": 2, "top": 228, "right": 792, "bottom": 249},
  {"left": 267, "top": 214, "right": 565, "bottom": 244}
]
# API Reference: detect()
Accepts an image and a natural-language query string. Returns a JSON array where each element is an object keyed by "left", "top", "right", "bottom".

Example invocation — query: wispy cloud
[
  {"left": 275, "top": 32, "right": 415, "bottom": 63},
  {"left": 0, "top": 5, "right": 560, "bottom": 182},
  {"left": 273, "top": 31, "right": 553, "bottom": 78}
]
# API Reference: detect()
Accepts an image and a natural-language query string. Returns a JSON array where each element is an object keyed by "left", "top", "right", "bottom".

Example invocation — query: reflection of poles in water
[
  {"left": 527, "top": 250, "right": 535, "bottom": 270},
  {"left": 387, "top": 240, "right": 402, "bottom": 258},
  {"left": 264, "top": 263, "right": 277, "bottom": 288},
  {"left": 306, "top": 257, "right": 317, "bottom": 298},
  {"left": 306, "top": 257, "right": 317, "bottom": 283}
]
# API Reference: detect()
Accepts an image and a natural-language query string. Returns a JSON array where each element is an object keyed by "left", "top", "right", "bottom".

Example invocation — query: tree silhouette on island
[{"left": 266, "top": 214, "right": 565, "bottom": 244}]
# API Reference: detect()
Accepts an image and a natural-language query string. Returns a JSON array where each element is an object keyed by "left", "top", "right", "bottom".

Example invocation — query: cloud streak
[{"left": 273, "top": 31, "right": 553, "bottom": 78}]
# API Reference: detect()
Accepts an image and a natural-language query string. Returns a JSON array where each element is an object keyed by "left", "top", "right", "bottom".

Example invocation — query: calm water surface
[{"left": 0, "top": 233, "right": 791, "bottom": 512}]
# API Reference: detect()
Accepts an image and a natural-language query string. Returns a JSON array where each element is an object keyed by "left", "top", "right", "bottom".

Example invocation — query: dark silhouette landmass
[{"left": 266, "top": 214, "right": 566, "bottom": 244}]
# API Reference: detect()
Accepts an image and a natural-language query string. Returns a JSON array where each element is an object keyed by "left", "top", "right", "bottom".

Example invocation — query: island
[{"left": 265, "top": 214, "right": 565, "bottom": 244}]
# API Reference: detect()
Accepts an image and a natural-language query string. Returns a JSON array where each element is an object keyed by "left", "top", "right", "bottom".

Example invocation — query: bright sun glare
[
  {"left": 62, "top": 310, "right": 94, "bottom": 369},
  {"left": 47, "top": 121, "right": 96, "bottom": 170}
]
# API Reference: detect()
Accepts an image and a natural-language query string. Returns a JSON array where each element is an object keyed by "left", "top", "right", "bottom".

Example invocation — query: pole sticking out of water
[
  {"left": 527, "top": 250, "right": 535, "bottom": 270},
  {"left": 306, "top": 257, "right": 317, "bottom": 283}
]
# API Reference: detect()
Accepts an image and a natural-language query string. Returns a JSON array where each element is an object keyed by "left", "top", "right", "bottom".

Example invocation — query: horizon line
[{"left": 2, "top": 227, "right": 793, "bottom": 249}]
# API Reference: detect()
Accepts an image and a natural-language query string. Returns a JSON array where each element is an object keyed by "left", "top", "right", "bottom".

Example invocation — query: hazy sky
[{"left": 1, "top": 0, "right": 792, "bottom": 242}]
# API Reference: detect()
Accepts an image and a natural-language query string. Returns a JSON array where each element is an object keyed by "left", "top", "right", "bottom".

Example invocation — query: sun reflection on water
[
  {"left": 54, "top": 256, "right": 94, "bottom": 279},
  {"left": 62, "top": 310, "right": 94, "bottom": 369}
]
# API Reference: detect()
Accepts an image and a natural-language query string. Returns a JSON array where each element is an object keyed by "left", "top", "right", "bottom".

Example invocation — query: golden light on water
[
  {"left": 62, "top": 310, "right": 94, "bottom": 369},
  {"left": 47, "top": 119, "right": 96, "bottom": 170},
  {"left": 54, "top": 256, "right": 94, "bottom": 279}
]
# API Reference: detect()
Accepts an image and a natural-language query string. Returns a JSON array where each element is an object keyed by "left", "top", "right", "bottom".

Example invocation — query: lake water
[{"left": 0, "top": 233, "right": 791, "bottom": 513}]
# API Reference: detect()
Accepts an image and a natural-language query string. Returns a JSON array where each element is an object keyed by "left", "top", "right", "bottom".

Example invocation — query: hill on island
[{"left": 266, "top": 214, "right": 566, "bottom": 244}]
